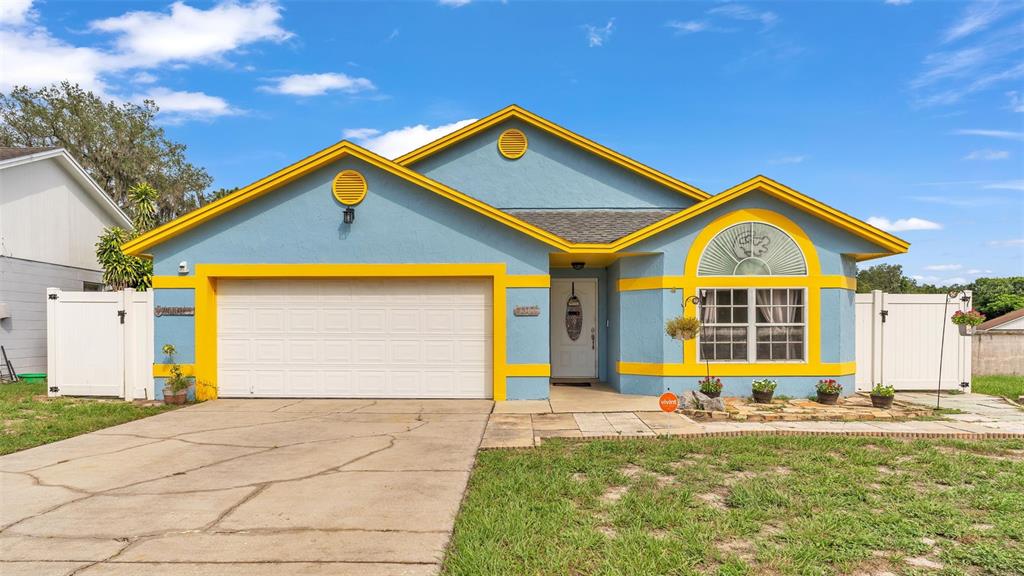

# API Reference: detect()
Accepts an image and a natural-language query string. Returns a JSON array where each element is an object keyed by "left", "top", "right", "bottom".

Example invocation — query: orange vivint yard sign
[{"left": 659, "top": 392, "right": 679, "bottom": 413}]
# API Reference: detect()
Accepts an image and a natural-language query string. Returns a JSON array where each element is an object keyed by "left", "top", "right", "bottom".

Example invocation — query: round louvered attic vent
[
  {"left": 498, "top": 129, "right": 528, "bottom": 159},
  {"left": 332, "top": 170, "right": 367, "bottom": 205}
]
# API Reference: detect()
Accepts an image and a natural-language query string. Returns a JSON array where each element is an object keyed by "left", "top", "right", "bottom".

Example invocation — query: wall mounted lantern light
[
  {"left": 333, "top": 169, "right": 367, "bottom": 225},
  {"left": 343, "top": 206, "right": 355, "bottom": 224}
]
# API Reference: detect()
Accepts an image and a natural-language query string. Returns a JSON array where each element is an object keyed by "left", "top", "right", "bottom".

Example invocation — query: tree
[
  {"left": 857, "top": 264, "right": 1024, "bottom": 319},
  {"left": 0, "top": 82, "right": 211, "bottom": 222},
  {"left": 856, "top": 264, "right": 919, "bottom": 294},
  {"left": 95, "top": 183, "right": 158, "bottom": 290},
  {"left": 972, "top": 277, "right": 1024, "bottom": 318},
  {"left": 201, "top": 186, "right": 240, "bottom": 204}
]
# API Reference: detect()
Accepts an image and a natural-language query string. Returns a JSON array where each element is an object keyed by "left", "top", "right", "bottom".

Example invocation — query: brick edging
[{"left": 480, "top": 428, "right": 1024, "bottom": 450}]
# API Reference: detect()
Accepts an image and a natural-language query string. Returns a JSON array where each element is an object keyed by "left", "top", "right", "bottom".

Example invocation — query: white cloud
[
  {"left": 667, "top": 20, "right": 710, "bottom": 34},
  {"left": 966, "top": 268, "right": 993, "bottom": 275},
  {"left": 132, "top": 71, "right": 158, "bottom": 84},
  {"left": 988, "top": 238, "right": 1024, "bottom": 247},
  {"left": 261, "top": 72, "right": 375, "bottom": 96},
  {"left": 964, "top": 148, "right": 1010, "bottom": 160},
  {"left": 943, "top": 0, "right": 1018, "bottom": 43},
  {"left": 90, "top": 0, "right": 292, "bottom": 68},
  {"left": 0, "top": 28, "right": 111, "bottom": 93},
  {"left": 768, "top": 154, "right": 807, "bottom": 165},
  {"left": 0, "top": 0, "right": 34, "bottom": 25},
  {"left": 952, "top": 128, "right": 1024, "bottom": 140},
  {"left": 885, "top": 0, "right": 912, "bottom": 5},
  {"left": 866, "top": 216, "right": 943, "bottom": 232},
  {"left": 438, "top": 0, "right": 472, "bottom": 6},
  {"left": 1008, "top": 91, "right": 1024, "bottom": 112},
  {"left": 707, "top": 4, "right": 778, "bottom": 30},
  {"left": 584, "top": 18, "right": 614, "bottom": 48},
  {"left": 924, "top": 264, "right": 962, "bottom": 271},
  {"left": 343, "top": 118, "right": 477, "bottom": 159},
  {"left": 983, "top": 180, "right": 1024, "bottom": 191},
  {"left": 136, "top": 87, "right": 239, "bottom": 122}
]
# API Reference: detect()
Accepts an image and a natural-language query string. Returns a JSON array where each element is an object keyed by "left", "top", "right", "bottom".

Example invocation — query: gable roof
[
  {"left": 977, "top": 308, "right": 1024, "bottom": 331},
  {"left": 396, "top": 104, "right": 711, "bottom": 203},
  {"left": 602, "top": 175, "right": 910, "bottom": 259},
  {"left": 0, "top": 147, "right": 131, "bottom": 229},
  {"left": 506, "top": 209, "right": 681, "bottom": 243},
  {"left": 122, "top": 140, "right": 580, "bottom": 256}
]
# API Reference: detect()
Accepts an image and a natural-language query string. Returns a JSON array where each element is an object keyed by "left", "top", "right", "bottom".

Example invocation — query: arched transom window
[{"left": 697, "top": 222, "right": 807, "bottom": 276}]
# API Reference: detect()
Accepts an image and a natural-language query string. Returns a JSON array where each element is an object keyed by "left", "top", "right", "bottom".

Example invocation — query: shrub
[
  {"left": 816, "top": 378, "right": 842, "bottom": 394},
  {"left": 665, "top": 315, "right": 701, "bottom": 340},
  {"left": 698, "top": 376, "right": 723, "bottom": 394},
  {"left": 161, "top": 344, "right": 193, "bottom": 394},
  {"left": 951, "top": 309, "right": 985, "bottom": 327},
  {"left": 752, "top": 378, "right": 777, "bottom": 393},
  {"left": 871, "top": 383, "right": 895, "bottom": 397}
]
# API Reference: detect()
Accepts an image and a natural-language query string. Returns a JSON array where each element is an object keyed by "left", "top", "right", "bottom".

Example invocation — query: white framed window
[
  {"left": 698, "top": 221, "right": 807, "bottom": 276},
  {"left": 698, "top": 288, "right": 806, "bottom": 362}
]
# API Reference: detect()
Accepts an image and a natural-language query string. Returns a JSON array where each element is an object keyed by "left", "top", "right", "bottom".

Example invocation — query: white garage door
[{"left": 217, "top": 277, "right": 492, "bottom": 398}]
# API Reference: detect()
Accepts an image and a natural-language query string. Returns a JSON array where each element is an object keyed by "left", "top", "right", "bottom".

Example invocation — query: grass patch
[
  {"left": 0, "top": 381, "right": 176, "bottom": 455},
  {"left": 443, "top": 436, "right": 1024, "bottom": 575},
  {"left": 973, "top": 375, "right": 1024, "bottom": 400}
]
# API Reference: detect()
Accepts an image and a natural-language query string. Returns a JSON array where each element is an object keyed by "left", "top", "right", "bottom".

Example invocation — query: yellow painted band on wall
[
  {"left": 185, "top": 263, "right": 512, "bottom": 402},
  {"left": 505, "top": 363, "right": 551, "bottom": 377},
  {"left": 153, "top": 275, "right": 197, "bottom": 289},
  {"left": 618, "top": 361, "right": 856, "bottom": 377},
  {"left": 153, "top": 364, "right": 195, "bottom": 377},
  {"left": 617, "top": 275, "right": 856, "bottom": 291}
]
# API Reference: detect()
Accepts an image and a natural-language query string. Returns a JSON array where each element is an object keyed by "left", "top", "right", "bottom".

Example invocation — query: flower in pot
[
  {"left": 161, "top": 344, "right": 193, "bottom": 405},
  {"left": 751, "top": 378, "right": 777, "bottom": 404},
  {"left": 665, "top": 315, "right": 701, "bottom": 341},
  {"left": 815, "top": 378, "right": 842, "bottom": 405},
  {"left": 698, "top": 376, "right": 723, "bottom": 398},
  {"left": 951, "top": 309, "right": 985, "bottom": 336},
  {"left": 869, "top": 383, "right": 895, "bottom": 409}
]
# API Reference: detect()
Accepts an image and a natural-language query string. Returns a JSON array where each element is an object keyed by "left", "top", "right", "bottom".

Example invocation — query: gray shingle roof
[
  {"left": 505, "top": 209, "right": 682, "bottom": 243},
  {"left": 0, "top": 147, "right": 57, "bottom": 161}
]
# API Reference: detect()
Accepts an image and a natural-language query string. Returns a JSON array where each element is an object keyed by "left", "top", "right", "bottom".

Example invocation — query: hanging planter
[
  {"left": 951, "top": 309, "right": 985, "bottom": 337},
  {"left": 665, "top": 315, "right": 701, "bottom": 341}
]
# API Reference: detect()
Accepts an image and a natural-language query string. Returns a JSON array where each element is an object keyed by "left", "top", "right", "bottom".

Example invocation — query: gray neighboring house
[{"left": 0, "top": 147, "right": 131, "bottom": 374}]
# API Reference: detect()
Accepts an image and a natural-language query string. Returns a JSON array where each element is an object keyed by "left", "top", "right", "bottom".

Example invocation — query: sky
[{"left": 1, "top": 0, "right": 1022, "bottom": 282}]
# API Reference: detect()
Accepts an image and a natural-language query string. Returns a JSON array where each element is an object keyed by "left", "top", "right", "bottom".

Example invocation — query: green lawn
[
  {"left": 444, "top": 436, "right": 1024, "bottom": 576},
  {"left": 973, "top": 375, "right": 1024, "bottom": 400},
  {"left": 0, "top": 381, "right": 176, "bottom": 455}
]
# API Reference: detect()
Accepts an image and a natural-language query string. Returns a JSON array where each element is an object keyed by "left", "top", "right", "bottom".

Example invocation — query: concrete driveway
[{"left": 0, "top": 398, "right": 492, "bottom": 576}]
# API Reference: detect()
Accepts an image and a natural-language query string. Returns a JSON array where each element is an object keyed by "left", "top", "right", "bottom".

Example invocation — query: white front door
[{"left": 550, "top": 278, "right": 598, "bottom": 380}]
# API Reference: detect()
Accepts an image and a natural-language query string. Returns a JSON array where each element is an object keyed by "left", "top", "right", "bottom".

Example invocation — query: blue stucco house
[{"left": 124, "top": 105, "right": 908, "bottom": 402}]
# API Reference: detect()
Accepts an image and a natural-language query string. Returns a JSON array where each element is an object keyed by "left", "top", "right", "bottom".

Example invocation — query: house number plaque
[
  {"left": 513, "top": 305, "right": 541, "bottom": 317},
  {"left": 154, "top": 306, "right": 195, "bottom": 317}
]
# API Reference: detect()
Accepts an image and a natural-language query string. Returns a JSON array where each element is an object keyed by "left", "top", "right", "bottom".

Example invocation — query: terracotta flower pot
[
  {"left": 163, "top": 388, "right": 188, "bottom": 405},
  {"left": 870, "top": 394, "right": 894, "bottom": 409},
  {"left": 752, "top": 390, "right": 774, "bottom": 404},
  {"left": 816, "top": 392, "right": 839, "bottom": 405}
]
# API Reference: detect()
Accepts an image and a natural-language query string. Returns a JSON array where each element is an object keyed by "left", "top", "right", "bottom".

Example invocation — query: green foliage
[
  {"left": 665, "top": 315, "right": 701, "bottom": 340},
  {"left": 871, "top": 383, "right": 895, "bottom": 397},
  {"left": 816, "top": 378, "right": 842, "bottom": 394},
  {"left": 857, "top": 264, "right": 1024, "bottom": 319},
  {"left": 951, "top": 309, "right": 986, "bottom": 326},
  {"left": 202, "top": 186, "right": 240, "bottom": 204},
  {"left": 161, "top": 344, "right": 192, "bottom": 394},
  {"left": 0, "top": 82, "right": 211, "bottom": 222},
  {"left": 972, "top": 375, "right": 1024, "bottom": 399},
  {"left": 751, "top": 378, "right": 777, "bottom": 393},
  {"left": 95, "top": 182, "right": 159, "bottom": 290},
  {"left": 697, "top": 376, "right": 723, "bottom": 394}
]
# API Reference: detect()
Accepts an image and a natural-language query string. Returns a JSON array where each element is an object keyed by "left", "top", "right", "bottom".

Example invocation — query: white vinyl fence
[
  {"left": 855, "top": 290, "right": 972, "bottom": 392},
  {"left": 46, "top": 288, "right": 153, "bottom": 400}
]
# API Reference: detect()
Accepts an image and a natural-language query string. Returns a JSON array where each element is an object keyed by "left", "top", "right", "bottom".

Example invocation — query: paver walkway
[
  {"left": 482, "top": 393, "right": 1024, "bottom": 448},
  {"left": 0, "top": 399, "right": 492, "bottom": 576}
]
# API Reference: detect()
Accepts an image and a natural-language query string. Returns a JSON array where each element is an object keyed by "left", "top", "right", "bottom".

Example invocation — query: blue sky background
[{"left": 2, "top": 0, "right": 1022, "bottom": 281}]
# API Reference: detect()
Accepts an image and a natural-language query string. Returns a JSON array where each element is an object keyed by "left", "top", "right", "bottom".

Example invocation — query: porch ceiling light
[{"left": 571, "top": 262, "right": 585, "bottom": 270}]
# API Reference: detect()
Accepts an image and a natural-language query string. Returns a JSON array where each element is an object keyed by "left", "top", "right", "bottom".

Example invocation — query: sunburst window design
[{"left": 697, "top": 222, "right": 806, "bottom": 276}]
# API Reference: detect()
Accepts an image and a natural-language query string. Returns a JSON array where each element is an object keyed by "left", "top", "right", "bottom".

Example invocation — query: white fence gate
[
  {"left": 855, "top": 290, "right": 972, "bottom": 392},
  {"left": 46, "top": 288, "right": 153, "bottom": 400}
]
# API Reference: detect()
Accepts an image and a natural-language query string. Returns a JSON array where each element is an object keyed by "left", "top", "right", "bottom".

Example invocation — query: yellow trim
[
  {"left": 153, "top": 364, "right": 194, "bottom": 377},
  {"left": 152, "top": 275, "right": 197, "bottom": 288},
  {"left": 505, "top": 274, "right": 551, "bottom": 288},
  {"left": 498, "top": 128, "right": 528, "bottom": 159},
  {"left": 618, "top": 361, "right": 856, "bottom": 377},
  {"left": 618, "top": 275, "right": 856, "bottom": 291},
  {"left": 185, "top": 263, "right": 510, "bottom": 402},
  {"left": 505, "top": 363, "right": 551, "bottom": 377},
  {"left": 397, "top": 104, "right": 709, "bottom": 202},
  {"left": 332, "top": 169, "right": 367, "bottom": 205}
]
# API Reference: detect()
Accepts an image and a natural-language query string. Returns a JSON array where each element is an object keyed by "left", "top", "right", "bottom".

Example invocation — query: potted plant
[
  {"left": 951, "top": 309, "right": 985, "bottom": 336},
  {"left": 869, "top": 383, "right": 895, "bottom": 409},
  {"left": 816, "top": 378, "right": 842, "bottom": 405},
  {"left": 698, "top": 376, "right": 723, "bottom": 398},
  {"left": 665, "top": 315, "right": 701, "bottom": 341},
  {"left": 751, "top": 378, "right": 777, "bottom": 404},
  {"left": 161, "top": 344, "right": 192, "bottom": 405}
]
